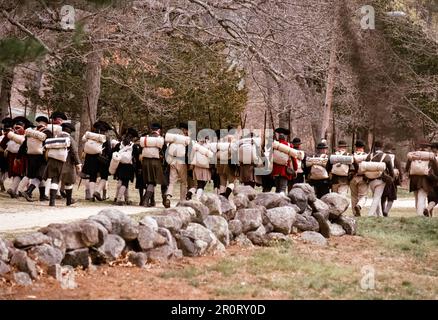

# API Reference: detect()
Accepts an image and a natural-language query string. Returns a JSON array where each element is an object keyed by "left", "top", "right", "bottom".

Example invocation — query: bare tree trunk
[
  {"left": 278, "top": 81, "right": 290, "bottom": 129},
  {"left": 264, "top": 68, "right": 276, "bottom": 130},
  {"left": 79, "top": 50, "right": 101, "bottom": 152},
  {"left": 320, "top": 41, "right": 337, "bottom": 141},
  {"left": 0, "top": 68, "right": 13, "bottom": 119},
  {"left": 28, "top": 67, "right": 43, "bottom": 121}
]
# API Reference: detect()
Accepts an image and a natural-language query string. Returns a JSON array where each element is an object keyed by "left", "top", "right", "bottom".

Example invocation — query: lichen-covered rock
[
  {"left": 10, "top": 250, "right": 38, "bottom": 279},
  {"left": 0, "top": 260, "right": 11, "bottom": 276},
  {"left": 200, "top": 193, "right": 222, "bottom": 216},
  {"left": 180, "top": 223, "right": 224, "bottom": 255},
  {"left": 301, "top": 231, "right": 328, "bottom": 246},
  {"left": 311, "top": 199, "right": 330, "bottom": 220},
  {"left": 176, "top": 200, "right": 209, "bottom": 223},
  {"left": 288, "top": 188, "right": 308, "bottom": 213},
  {"left": 203, "top": 215, "right": 230, "bottom": 246},
  {"left": 128, "top": 251, "right": 148, "bottom": 268},
  {"left": 253, "top": 192, "right": 290, "bottom": 209},
  {"left": 28, "top": 244, "right": 64, "bottom": 267},
  {"left": 152, "top": 215, "right": 183, "bottom": 234},
  {"left": 137, "top": 225, "right": 167, "bottom": 251},
  {"left": 91, "top": 234, "right": 126, "bottom": 263},
  {"left": 233, "top": 185, "right": 257, "bottom": 200},
  {"left": 0, "top": 238, "right": 9, "bottom": 262},
  {"left": 312, "top": 211, "right": 331, "bottom": 238},
  {"left": 334, "top": 216, "right": 357, "bottom": 235},
  {"left": 139, "top": 216, "right": 159, "bottom": 231},
  {"left": 321, "top": 193, "right": 349, "bottom": 218},
  {"left": 265, "top": 232, "right": 290, "bottom": 243},
  {"left": 329, "top": 222, "right": 346, "bottom": 236},
  {"left": 88, "top": 214, "right": 113, "bottom": 233},
  {"left": 292, "top": 183, "right": 317, "bottom": 203},
  {"left": 246, "top": 225, "right": 267, "bottom": 246},
  {"left": 228, "top": 219, "right": 243, "bottom": 237},
  {"left": 233, "top": 193, "right": 250, "bottom": 210},
  {"left": 14, "top": 232, "right": 51, "bottom": 248},
  {"left": 219, "top": 195, "right": 237, "bottom": 220},
  {"left": 165, "top": 207, "right": 196, "bottom": 227},
  {"left": 235, "top": 208, "right": 263, "bottom": 233},
  {"left": 265, "top": 207, "right": 297, "bottom": 235},
  {"left": 234, "top": 234, "right": 254, "bottom": 247},
  {"left": 14, "top": 272, "right": 32, "bottom": 286},
  {"left": 62, "top": 248, "right": 90, "bottom": 269},
  {"left": 293, "top": 213, "right": 320, "bottom": 232},
  {"left": 147, "top": 245, "right": 182, "bottom": 263}
]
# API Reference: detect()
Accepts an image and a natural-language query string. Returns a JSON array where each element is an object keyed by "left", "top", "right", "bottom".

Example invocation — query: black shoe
[
  {"left": 163, "top": 195, "right": 171, "bottom": 208},
  {"left": 423, "top": 208, "right": 430, "bottom": 217},
  {"left": 39, "top": 187, "right": 49, "bottom": 201},
  {"left": 7, "top": 189, "right": 17, "bottom": 199},
  {"left": 186, "top": 191, "right": 193, "bottom": 201},
  {"left": 49, "top": 189, "right": 57, "bottom": 207},
  {"left": 116, "top": 201, "right": 124, "bottom": 206},
  {"left": 353, "top": 205, "right": 361, "bottom": 217},
  {"left": 149, "top": 192, "right": 156, "bottom": 207},
  {"left": 142, "top": 191, "right": 153, "bottom": 207},
  {"left": 66, "top": 189, "right": 73, "bottom": 206},
  {"left": 60, "top": 190, "right": 67, "bottom": 198},
  {"left": 23, "top": 185, "right": 36, "bottom": 202},
  {"left": 93, "top": 191, "right": 103, "bottom": 201},
  {"left": 383, "top": 211, "right": 388, "bottom": 217}
]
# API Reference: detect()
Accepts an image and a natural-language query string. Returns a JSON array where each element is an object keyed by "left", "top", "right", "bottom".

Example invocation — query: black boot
[
  {"left": 66, "top": 189, "right": 73, "bottom": 206},
  {"left": 23, "top": 184, "right": 36, "bottom": 202},
  {"left": 220, "top": 187, "right": 233, "bottom": 199},
  {"left": 142, "top": 191, "right": 153, "bottom": 207},
  {"left": 149, "top": 192, "right": 156, "bottom": 207},
  {"left": 163, "top": 194, "right": 171, "bottom": 208},
  {"left": 49, "top": 189, "right": 57, "bottom": 207},
  {"left": 39, "top": 187, "right": 49, "bottom": 201}
]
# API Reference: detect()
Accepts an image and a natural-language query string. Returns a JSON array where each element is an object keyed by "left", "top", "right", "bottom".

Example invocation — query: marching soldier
[
  {"left": 0, "top": 118, "right": 13, "bottom": 192},
  {"left": 381, "top": 143, "right": 402, "bottom": 217},
  {"left": 238, "top": 131, "right": 262, "bottom": 188},
  {"left": 216, "top": 126, "right": 238, "bottom": 198},
  {"left": 330, "top": 140, "right": 353, "bottom": 196},
  {"left": 305, "top": 141, "right": 331, "bottom": 198},
  {"left": 350, "top": 140, "right": 369, "bottom": 216},
  {"left": 139, "top": 123, "right": 165, "bottom": 207},
  {"left": 271, "top": 128, "right": 297, "bottom": 194},
  {"left": 406, "top": 140, "right": 438, "bottom": 216},
  {"left": 81, "top": 120, "right": 112, "bottom": 201},
  {"left": 21, "top": 116, "right": 53, "bottom": 202},
  {"left": 425, "top": 142, "right": 438, "bottom": 217},
  {"left": 60, "top": 122, "right": 81, "bottom": 206},
  {"left": 364, "top": 141, "right": 394, "bottom": 217},
  {"left": 288, "top": 137, "right": 306, "bottom": 192}
]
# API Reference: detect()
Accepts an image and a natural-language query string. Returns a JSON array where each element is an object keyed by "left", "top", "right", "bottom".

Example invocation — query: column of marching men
[{"left": 1, "top": 115, "right": 438, "bottom": 217}]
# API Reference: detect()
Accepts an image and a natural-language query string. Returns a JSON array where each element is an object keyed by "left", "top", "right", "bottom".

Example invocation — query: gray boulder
[
  {"left": 137, "top": 225, "right": 167, "bottom": 251},
  {"left": 265, "top": 232, "right": 290, "bottom": 243},
  {"left": 148, "top": 245, "right": 181, "bottom": 263},
  {"left": 264, "top": 222, "right": 274, "bottom": 233},
  {"left": 265, "top": 207, "right": 297, "bottom": 235},
  {"left": 233, "top": 185, "right": 257, "bottom": 200},
  {"left": 180, "top": 223, "right": 224, "bottom": 255},
  {"left": 62, "top": 248, "right": 90, "bottom": 268},
  {"left": 47, "top": 264, "right": 75, "bottom": 287},
  {"left": 329, "top": 222, "right": 346, "bottom": 237},
  {"left": 253, "top": 192, "right": 291, "bottom": 209},
  {"left": 78, "top": 220, "right": 107, "bottom": 247},
  {"left": 139, "top": 216, "right": 159, "bottom": 231},
  {"left": 203, "top": 215, "right": 230, "bottom": 246},
  {"left": 120, "top": 219, "right": 139, "bottom": 241},
  {"left": 246, "top": 225, "right": 267, "bottom": 246},
  {"left": 219, "top": 195, "right": 237, "bottom": 220},
  {"left": 91, "top": 234, "right": 126, "bottom": 263},
  {"left": 0, "top": 260, "right": 11, "bottom": 276},
  {"left": 311, "top": 199, "right": 330, "bottom": 220},
  {"left": 28, "top": 244, "right": 64, "bottom": 267},
  {"left": 176, "top": 200, "right": 209, "bottom": 222},
  {"left": 335, "top": 216, "right": 357, "bottom": 235},
  {"left": 10, "top": 250, "right": 38, "bottom": 279},
  {"left": 175, "top": 235, "right": 198, "bottom": 257},
  {"left": 288, "top": 188, "right": 308, "bottom": 213},
  {"left": 98, "top": 208, "right": 130, "bottom": 235},
  {"left": 228, "top": 219, "right": 243, "bottom": 237},
  {"left": 234, "top": 234, "right": 254, "bottom": 247},
  {"left": 301, "top": 231, "right": 328, "bottom": 246},
  {"left": 0, "top": 238, "right": 9, "bottom": 262},
  {"left": 235, "top": 208, "right": 263, "bottom": 233},
  {"left": 200, "top": 193, "right": 222, "bottom": 215},
  {"left": 292, "top": 183, "right": 317, "bottom": 203},
  {"left": 14, "top": 272, "right": 32, "bottom": 286},
  {"left": 45, "top": 223, "right": 87, "bottom": 251},
  {"left": 88, "top": 214, "right": 113, "bottom": 233},
  {"left": 233, "top": 193, "right": 250, "bottom": 210},
  {"left": 14, "top": 232, "right": 52, "bottom": 248},
  {"left": 128, "top": 251, "right": 148, "bottom": 268},
  {"left": 165, "top": 207, "right": 196, "bottom": 227},
  {"left": 38, "top": 227, "right": 66, "bottom": 254},
  {"left": 312, "top": 211, "right": 331, "bottom": 238},
  {"left": 157, "top": 227, "right": 178, "bottom": 249},
  {"left": 152, "top": 215, "right": 183, "bottom": 234},
  {"left": 321, "top": 193, "right": 349, "bottom": 218},
  {"left": 293, "top": 214, "right": 319, "bottom": 232}
]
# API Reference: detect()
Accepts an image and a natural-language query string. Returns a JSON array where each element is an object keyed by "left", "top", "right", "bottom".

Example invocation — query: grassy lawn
[{"left": 158, "top": 213, "right": 438, "bottom": 299}]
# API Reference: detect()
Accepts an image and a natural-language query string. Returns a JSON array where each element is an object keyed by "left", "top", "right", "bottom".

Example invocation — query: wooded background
[{"left": 0, "top": 0, "right": 437, "bottom": 155}]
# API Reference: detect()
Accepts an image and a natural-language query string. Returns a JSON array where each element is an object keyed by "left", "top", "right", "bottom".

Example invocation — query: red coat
[{"left": 271, "top": 139, "right": 298, "bottom": 180}]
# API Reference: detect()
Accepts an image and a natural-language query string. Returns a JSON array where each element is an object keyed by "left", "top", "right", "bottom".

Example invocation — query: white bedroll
[
  {"left": 306, "top": 156, "right": 329, "bottom": 180},
  {"left": 46, "top": 124, "right": 62, "bottom": 137},
  {"left": 238, "top": 137, "right": 261, "bottom": 165},
  {"left": 272, "top": 141, "right": 304, "bottom": 166},
  {"left": 119, "top": 143, "right": 133, "bottom": 164},
  {"left": 109, "top": 152, "right": 121, "bottom": 175},
  {"left": 330, "top": 154, "right": 353, "bottom": 177},
  {"left": 5, "top": 132, "right": 24, "bottom": 154},
  {"left": 165, "top": 133, "right": 191, "bottom": 164},
  {"left": 190, "top": 142, "right": 214, "bottom": 169},
  {"left": 209, "top": 142, "right": 231, "bottom": 164},
  {"left": 45, "top": 137, "right": 70, "bottom": 162},
  {"left": 359, "top": 154, "right": 387, "bottom": 179},
  {"left": 7, "top": 131, "right": 25, "bottom": 145},
  {"left": 141, "top": 136, "right": 164, "bottom": 159},
  {"left": 407, "top": 151, "right": 435, "bottom": 176},
  {"left": 82, "top": 131, "right": 106, "bottom": 155}
]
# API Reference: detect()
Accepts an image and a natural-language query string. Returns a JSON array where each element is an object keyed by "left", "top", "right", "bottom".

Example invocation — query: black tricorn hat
[
  {"left": 316, "top": 141, "right": 329, "bottom": 149},
  {"left": 292, "top": 137, "right": 302, "bottom": 145},
  {"left": 61, "top": 122, "right": 76, "bottom": 132},
  {"left": 35, "top": 116, "right": 49, "bottom": 124},
  {"left": 179, "top": 122, "right": 188, "bottom": 130},
  {"left": 50, "top": 111, "right": 67, "bottom": 121},
  {"left": 93, "top": 120, "right": 112, "bottom": 132},
  {"left": 13, "top": 116, "right": 31, "bottom": 128},
  {"left": 122, "top": 127, "right": 139, "bottom": 138},
  {"left": 374, "top": 141, "right": 384, "bottom": 149},
  {"left": 150, "top": 123, "right": 161, "bottom": 130},
  {"left": 355, "top": 139, "right": 366, "bottom": 148},
  {"left": 337, "top": 140, "right": 348, "bottom": 147},
  {"left": 1, "top": 117, "right": 13, "bottom": 125},
  {"left": 275, "top": 127, "right": 291, "bottom": 135}
]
